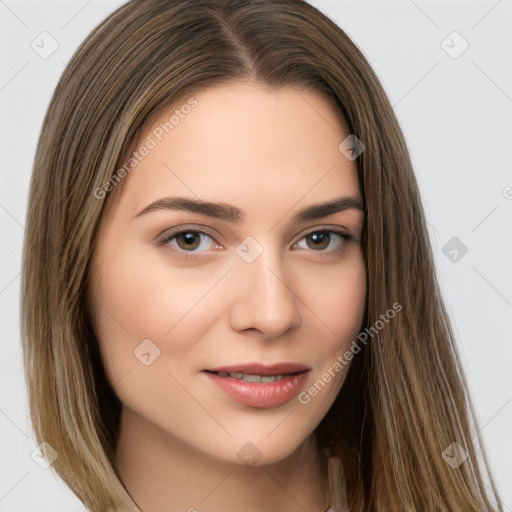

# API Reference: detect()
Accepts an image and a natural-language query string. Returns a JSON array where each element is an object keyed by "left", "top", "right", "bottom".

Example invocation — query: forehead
[{"left": 114, "top": 81, "right": 360, "bottom": 218}]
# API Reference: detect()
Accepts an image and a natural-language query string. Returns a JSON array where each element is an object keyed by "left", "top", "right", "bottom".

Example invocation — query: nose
[{"left": 229, "top": 250, "right": 303, "bottom": 338}]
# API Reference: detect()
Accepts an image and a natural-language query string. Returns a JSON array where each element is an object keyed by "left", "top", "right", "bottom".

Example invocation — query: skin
[{"left": 87, "top": 81, "right": 366, "bottom": 512}]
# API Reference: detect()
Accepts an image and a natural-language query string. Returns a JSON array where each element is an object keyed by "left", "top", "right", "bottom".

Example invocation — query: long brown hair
[{"left": 20, "top": 1, "right": 503, "bottom": 510}]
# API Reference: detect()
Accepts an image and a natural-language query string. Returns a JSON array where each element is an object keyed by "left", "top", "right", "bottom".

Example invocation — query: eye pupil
[
  {"left": 177, "top": 231, "right": 200, "bottom": 250},
  {"left": 307, "top": 232, "right": 330, "bottom": 250}
]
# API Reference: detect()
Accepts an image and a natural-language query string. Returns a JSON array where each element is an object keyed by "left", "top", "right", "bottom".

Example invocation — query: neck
[{"left": 115, "top": 406, "right": 330, "bottom": 512}]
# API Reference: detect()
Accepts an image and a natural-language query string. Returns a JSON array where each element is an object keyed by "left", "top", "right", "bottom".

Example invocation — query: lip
[
  {"left": 203, "top": 362, "right": 310, "bottom": 408},
  {"left": 206, "top": 362, "right": 310, "bottom": 375}
]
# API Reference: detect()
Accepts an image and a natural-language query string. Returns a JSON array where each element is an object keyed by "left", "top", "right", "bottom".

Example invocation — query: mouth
[
  {"left": 202, "top": 363, "right": 310, "bottom": 408},
  {"left": 206, "top": 371, "right": 298, "bottom": 383},
  {"left": 204, "top": 362, "right": 310, "bottom": 376}
]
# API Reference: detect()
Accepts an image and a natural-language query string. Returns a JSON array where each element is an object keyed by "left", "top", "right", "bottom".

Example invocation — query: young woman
[{"left": 20, "top": 1, "right": 503, "bottom": 511}]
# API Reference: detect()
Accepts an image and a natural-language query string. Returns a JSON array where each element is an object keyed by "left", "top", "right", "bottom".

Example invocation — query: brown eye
[
  {"left": 305, "top": 231, "right": 331, "bottom": 250},
  {"left": 175, "top": 231, "right": 201, "bottom": 250},
  {"left": 295, "top": 230, "right": 352, "bottom": 252},
  {"left": 158, "top": 229, "right": 217, "bottom": 253}
]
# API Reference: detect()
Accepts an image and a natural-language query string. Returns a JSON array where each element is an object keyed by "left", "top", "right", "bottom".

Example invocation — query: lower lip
[{"left": 203, "top": 371, "right": 309, "bottom": 408}]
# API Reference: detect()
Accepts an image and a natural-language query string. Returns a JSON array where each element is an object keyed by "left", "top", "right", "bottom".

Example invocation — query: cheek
[
  {"left": 295, "top": 250, "right": 366, "bottom": 409},
  {"left": 98, "top": 248, "right": 199, "bottom": 335},
  {"left": 303, "top": 250, "right": 366, "bottom": 351},
  {"left": 292, "top": 276, "right": 365, "bottom": 424},
  {"left": 89, "top": 240, "right": 229, "bottom": 373},
  {"left": 88, "top": 243, "right": 224, "bottom": 421}
]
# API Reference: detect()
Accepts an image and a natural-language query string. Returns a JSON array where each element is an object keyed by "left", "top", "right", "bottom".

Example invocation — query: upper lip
[{"left": 205, "top": 362, "right": 310, "bottom": 375}]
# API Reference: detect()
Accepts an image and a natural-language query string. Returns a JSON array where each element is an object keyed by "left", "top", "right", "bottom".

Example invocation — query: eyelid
[
  {"left": 155, "top": 225, "right": 222, "bottom": 262},
  {"left": 290, "top": 227, "right": 353, "bottom": 254},
  {"left": 155, "top": 224, "right": 222, "bottom": 246},
  {"left": 291, "top": 224, "right": 353, "bottom": 244}
]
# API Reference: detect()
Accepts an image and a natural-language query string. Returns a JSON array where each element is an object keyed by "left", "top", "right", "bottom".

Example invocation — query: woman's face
[{"left": 88, "top": 81, "right": 366, "bottom": 466}]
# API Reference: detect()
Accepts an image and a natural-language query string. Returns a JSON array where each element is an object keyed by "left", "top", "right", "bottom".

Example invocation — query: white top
[{"left": 324, "top": 456, "right": 350, "bottom": 512}]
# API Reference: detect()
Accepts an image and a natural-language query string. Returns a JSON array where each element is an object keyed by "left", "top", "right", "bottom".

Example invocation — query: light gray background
[{"left": 1, "top": 0, "right": 511, "bottom": 510}]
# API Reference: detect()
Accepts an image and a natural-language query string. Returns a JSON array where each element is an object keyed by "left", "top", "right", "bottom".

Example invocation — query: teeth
[
  {"left": 261, "top": 375, "right": 281, "bottom": 383},
  {"left": 216, "top": 371, "right": 287, "bottom": 383}
]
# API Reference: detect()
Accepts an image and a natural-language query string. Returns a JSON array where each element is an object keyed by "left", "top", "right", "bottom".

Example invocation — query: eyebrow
[{"left": 133, "top": 195, "right": 364, "bottom": 223}]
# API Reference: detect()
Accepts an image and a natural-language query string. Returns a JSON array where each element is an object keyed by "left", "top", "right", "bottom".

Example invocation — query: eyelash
[{"left": 155, "top": 225, "right": 353, "bottom": 261}]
